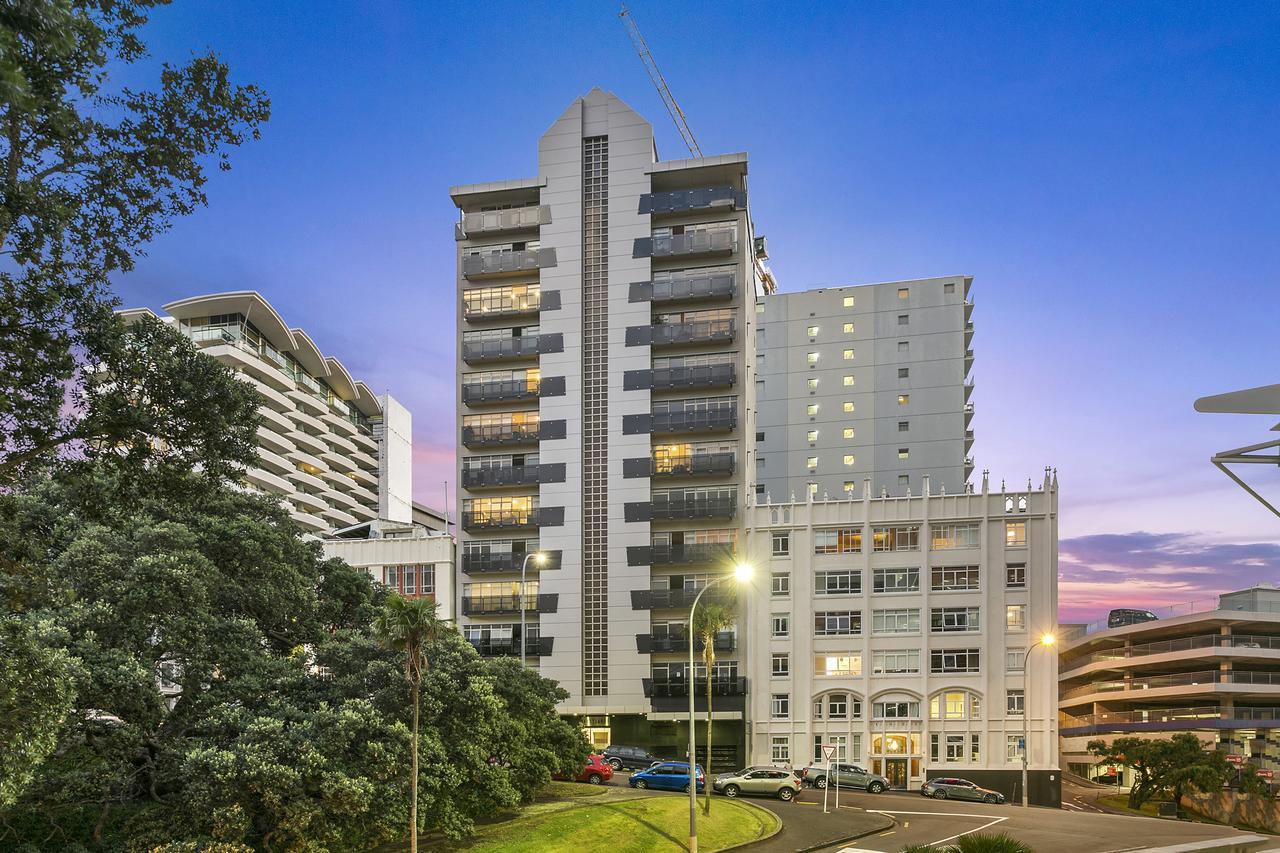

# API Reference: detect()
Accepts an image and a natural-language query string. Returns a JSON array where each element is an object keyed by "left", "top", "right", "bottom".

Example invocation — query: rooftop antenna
[{"left": 619, "top": 2, "right": 703, "bottom": 157}]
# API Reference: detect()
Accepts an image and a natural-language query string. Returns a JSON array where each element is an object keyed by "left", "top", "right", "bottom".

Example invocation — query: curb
[
  {"left": 795, "top": 812, "right": 897, "bottom": 853},
  {"left": 718, "top": 799, "right": 787, "bottom": 851}
]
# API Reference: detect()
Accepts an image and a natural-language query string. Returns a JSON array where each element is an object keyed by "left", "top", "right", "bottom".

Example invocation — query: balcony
[
  {"left": 460, "top": 593, "right": 559, "bottom": 616},
  {"left": 461, "top": 507, "right": 561, "bottom": 531},
  {"left": 461, "top": 379, "right": 541, "bottom": 405},
  {"left": 636, "top": 632, "right": 735, "bottom": 654},
  {"left": 455, "top": 205, "right": 550, "bottom": 239},
  {"left": 462, "top": 462, "right": 565, "bottom": 489},
  {"left": 461, "top": 336, "right": 540, "bottom": 364},
  {"left": 461, "top": 550, "right": 562, "bottom": 575},
  {"left": 467, "top": 636, "right": 555, "bottom": 657},
  {"left": 649, "top": 496, "right": 736, "bottom": 521},
  {"left": 642, "top": 676, "right": 747, "bottom": 713},
  {"left": 624, "top": 363, "right": 736, "bottom": 392},
  {"left": 625, "top": 408, "right": 737, "bottom": 435},
  {"left": 630, "top": 585, "right": 732, "bottom": 609},
  {"left": 625, "top": 453, "right": 737, "bottom": 479},
  {"left": 631, "top": 270, "right": 736, "bottom": 305},
  {"left": 634, "top": 230, "right": 738, "bottom": 259},
  {"left": 462, "top": 423, "right": 541, "bottom": 448},
  {"left": 628, "top": 319, "right": 736, "bottom": 348},
  {"left": 654, "top": 542, "right": 736, "bottom": 566},
  {"left": 639, "top": 187, "right": 746, "bottom": 216},
  {"left": 1060, "top": 706, "right": 1280, "bottom": 736},
  {"left": 1061, "top": 669, "right": 1280, "bottom": 703},
  {"left": 463, "top": 294, "right": 542, "bottom": 321},
  {"left": 1062, "top": 634, "right": 1280, "bottom": 676},
  {"left": 462, "top": 247, "right": 557, "bottom": 280}
]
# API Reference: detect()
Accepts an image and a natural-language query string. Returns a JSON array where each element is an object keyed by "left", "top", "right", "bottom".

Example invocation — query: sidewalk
[{"left": 745, "top": 793, "right": 896, "bottom": 852}]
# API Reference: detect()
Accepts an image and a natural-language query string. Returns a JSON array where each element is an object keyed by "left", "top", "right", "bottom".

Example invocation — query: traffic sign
[
  {"left": 822, "top": 744, "right": 838, "bottom": 761},
  {"left": 1226, "top": 754, "right": 1245, "bottom": 766},
  {"left": 1256, "top": 769, "right": 1273, "bottom": 780}
]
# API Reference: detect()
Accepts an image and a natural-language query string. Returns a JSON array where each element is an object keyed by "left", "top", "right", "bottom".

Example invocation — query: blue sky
[{"left": 111, "top": 1, "right": 1280, "bottom": 619}]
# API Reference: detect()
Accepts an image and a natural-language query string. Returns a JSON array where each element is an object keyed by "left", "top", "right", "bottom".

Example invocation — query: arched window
[{"left": 929, "top": 689, "right": 982, "bottom": 721}]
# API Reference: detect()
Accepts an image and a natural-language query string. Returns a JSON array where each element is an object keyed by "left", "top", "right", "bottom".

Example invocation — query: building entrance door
[
  {"left": 885, "top": 758, "right": 909, "bottom": 790},
  {"left": 583, "top": 725, "right": 611, "bottom": 752}
]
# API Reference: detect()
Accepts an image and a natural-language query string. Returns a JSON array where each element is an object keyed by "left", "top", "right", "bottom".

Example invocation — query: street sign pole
[{"left": 821, "top": 744, "right": 836, "bottom": 813}]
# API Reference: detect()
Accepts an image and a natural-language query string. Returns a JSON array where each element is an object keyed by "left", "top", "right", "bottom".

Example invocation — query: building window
[
  {"left": 384, "top": 564, "right": 436, "bottom": 597},
  {"left": 1007, "top": 690, "right": 1024, "bottom": 716},
  {"left": 872, "top": 649, "right": 920, "bottom": 674},
  {"left": 806, "top": 456, "right": 818, "bottom": 470},
  {"left": 931, "top": 607, "right": 981, "bottom": 633},
  {"left": 772, "top": 694, "right": 790, "bottom": 719},
  {"left": 1007, "top": 735, "right": 1024, "bottom": 763},
  {"left": 897, "top": 474, "right": 909, "bottom": 487},
  {"left": 843, "top": 375, "right": 855, "bottom": 386},
  {"left": 873, "top": 525, "right": 919, "bottom": 552},
  {"left": 898, "top": 287, "right": 910, "bottom": 299},
  {"left": 898, "top": 367, "right": 909, "bottom": 378},
  {"left": 930, "top": 648, "right": 980, "bottom": 674},
  {"left": 946, "top": 734, "right": 965, "bottom": 761},
  {"left": 772, "top": 615, "right": 790, "bottom": 638},
  {"left": 873, "top": 700, "right": 920, "bottom": 719},
  {"left": 1006, "top": 521, "right": 1027, "bottom": 547},
  {"left": 771, "top": 736, "right": 790, "bottom": 763},
  {"left": 807, "top": 404, "right": 819, "bottom": 416},
  {"left": 772, "top": 532, "right": 790, "bottom": 556},
  {"left": 807, "top": 378, "right": 819, "bottom": 391},
  {"left": 843, "top": 348, "right": 855, "bottom": 360},
  {"left": 898, "top": 421, "right": 909, "bottom": 432},
  {"left": 843, "top": 481, "right": 856, "bottom": 493},
  {"left": 772, "top": 573, "right": 791, "bottom": 597},
  {"left": 897, "top": 448, "right": 909, "bottom": 460},
  {"left": 898, "top": 340, "right": 909, "bottom": 352},
  {"left": 807, "top": 325, "right": 819, "bottom": 337},
  {"left": 807, "top": 482, "right": 818, "bottom": 498},
  {"left": 843, "top": 296, "right": 855, "bottom": 308},
  {"left": 828, "top": 694, "right": 849, "bottom": 719},
  {"left": 813, "top": 701, "right": 823, "bottom": 721},
  {"left": 772, "top": 653, "right": 790, "bottom": 677},
  {"left": 898, "top": 394, "right": 909, "bottom": 406},
  {"left": 898, "top": 314, "right": 909, "bottom": 326},
  {"left": 814, "top": 528, "right": 862, "bottom": 554},
  {"left": 872, "top": 567, "right": 920, "bottom": 594},
  {"left": 1006, "top": 604, "right": 1027, "bottom": 631},
  {"left": 807, "top": 352, "right": 819, "bottom": 365},
  {"left": 872, "top": 608, "right": 921, "bottom": 634},
  {"left": 814, "top": 654, "right": 862, "bottom": 677},
  {"left": 843, "top": 322, "right": 854, "bottom": 333},
  {"left": 1006, "top": 563, "right": 1027, "bottom": 588},
  {"left": 814, "top": 611, "right": 861, "bottom": 636},
  {"left": 1007, "top": 648, "right": 1024, "bottom": 672},
  {"left": 931, "top": 522, "right": 981, "bottom": 550},
  {"left": 843, "top": 452, "right": 855, "bottom": 464},
  {"left": 756, "top": 431, "right": 765, "bottom": 442},
  {"left": 806, "top": 429, "right": 818, "bottom": 442},
  {"left": 931, "top": 565, "right": 980, "bottom": 591},
  {"left": 930, "top": 690, "right": 981, "bottom": 720},
  {"left": 815, "top": 570, "right": 861, "bottom": 595},
  {"left": 945, "top": 282, "right": 956, "bottom": 294}
]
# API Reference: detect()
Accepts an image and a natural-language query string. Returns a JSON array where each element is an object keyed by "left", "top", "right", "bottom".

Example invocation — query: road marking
[
  {"left": 868, "top": 809, "right": 1009, "bottom": 848},
  {"left": 877, "top": 829, "right": 895, "bottom": 836},
  {"left": 1062, "top": 801, "right": 1083, "bottom": 811}
]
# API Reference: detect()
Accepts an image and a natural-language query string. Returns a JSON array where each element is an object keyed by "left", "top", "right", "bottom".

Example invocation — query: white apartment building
[
  {"left": 742, "top": 471, "right": 1059, "bottom": 805},
  {"left": 757, "top": 276, "right": 974, "bottom": 501},
  {"left": 120, "top": 292, "right": 413, "bottom": 534}
]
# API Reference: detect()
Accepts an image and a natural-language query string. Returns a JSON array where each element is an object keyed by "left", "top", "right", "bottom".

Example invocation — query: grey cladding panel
[
  {"left": 537, "top": 332, "right": 565, "bottom": 354},
  {"left": 539, "top": 376, "right": 566, "bottom": 397},
  {"left": 538, "top": 506, "right": 566, "bottom": 527},
  {"left": 540, "top": 419, "right": 567, "bottom": 440},
  {"left": 541, "top": 290, "right": 562, "bottom": 311},
  {"left": 632, "top": 237, "right": 654, "bottom": 258},
  {"left": 626, "top": 545, "right": 651, "bottom": 566},
  {"left": 623, "top": 502, "right": 651, "bottom": 523},
  {"left": 628, "top": 282, "right": 654, "bottom": 303},
  {"left": 622, "top": 457, "right": 651, "bottom": 478},
  {"left": 622, "top": 413, "right": 652, "bottom": 435},
  {"left": 623, "top": 369, "right": 652, "bottom": 391},
  {"left": 539, "top": 462, "right": 567, "bottom": 483},
  {"left": 625, "top": 326, "right": 653, "bottom": 347}
]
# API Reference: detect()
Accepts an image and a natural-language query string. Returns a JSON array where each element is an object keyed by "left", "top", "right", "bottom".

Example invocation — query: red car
[{"left": 556, "top": 754, "right": 614, "bottom": 785}]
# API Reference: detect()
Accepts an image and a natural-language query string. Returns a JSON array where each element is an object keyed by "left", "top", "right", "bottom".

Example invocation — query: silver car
[
  {"left": 804, "top": 763, "right": 889, "bottom": 793},
  {"left": 920, "top": 777, "right": 1005, "bottom": 804}
]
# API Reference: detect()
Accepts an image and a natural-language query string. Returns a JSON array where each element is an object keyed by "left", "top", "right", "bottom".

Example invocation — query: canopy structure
[{"left": 1194, "top": 384, "right": 1280, "bottom": 519}]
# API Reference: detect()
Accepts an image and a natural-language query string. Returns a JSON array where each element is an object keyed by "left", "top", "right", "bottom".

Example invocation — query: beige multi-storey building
[
  {"left": 121, "top": 292, "right": 413, "bottom": 534},
  {"left": 742, "top": 471, "right": 1060, "bottom": 805},
  {"left": 451, "top": 88, "right": 770, "bottom": 759}
]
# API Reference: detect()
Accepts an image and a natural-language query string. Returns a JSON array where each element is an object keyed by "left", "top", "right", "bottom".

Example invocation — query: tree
[
  {"left": 0, "top": 617, "right": 77, "bottom": 808},
  {"left": 693, "top": 600, "right": 735, "bottom": 815},
  {"left": 1089, "top": 734, "right": 1229, "bottom": 810},
  {"left": 373, "top": 594, "right": 443, "bottom": 853},
  {"left": 0, "top": 0, "right": 270, "bottom": 483}
]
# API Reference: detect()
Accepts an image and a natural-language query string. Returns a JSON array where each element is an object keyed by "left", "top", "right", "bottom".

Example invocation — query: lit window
[
  {"left": 1006, "top": 604, "right": 1027, "bottom": 631},
  {"left": 843, "top": 322, "right": 854, "bottom": 333},
  {"left": 807, "top": 404, "right": 819, "bottom": 416},
  {"left": 843, "top": 375, "right": 855, "bottom": 387},
  {"left": 807, "top": 482, "right": 818, "bottom": 498},
  {"left": 806, "top": 430, "right": 818, "bottom": 443},
  {"left": 807, "top": 352, "right": 819, "bottom": 365},
  {"left": 898, "top": 394, "right": 909, "bottom": 406},
  {"left": 843, "top": 349, "right": 855, "bottom": 360},
  {"left": 843, "top": 296, "right": 855, "bottom": 308},
  {"left": 807, "top": 325, "right": 819, "bottom": 337},
  {"left": 806, "top": 457, "right": 818, "bottom": 470},
  {"left": 843, "top": 454, "right": 855, "bottom": 466},
  {"left": 898, "top": 448, "right": 909, "bottom": 460},
  {"left": 843, "top": 481, "right": 856, "bottom": 493},
  {"left": 843, "top": 402, "right": 855, "bottom": 413},
  {"left": 807, "top": 378, "right": 818, "bottom": 390},
  {"left": 898, "top": 287, "right": 909, "bottom": 299},
  {"left": 1006, "top": 521, "right": 1027, "bottom": 547},
  {"left": 842, "top": 427, "right": 854, "bottom": 439}
]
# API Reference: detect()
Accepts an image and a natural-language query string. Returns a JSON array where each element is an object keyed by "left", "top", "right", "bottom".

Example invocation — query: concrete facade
[
  {"left": 323, "top": 518, "right": 455, "bottom": 621},
  {"left": 743, "top": 471, "right": 1059, "bottom": 805},
  {"left": 757, "top": 276, "right": 974, "bottom": 502}
]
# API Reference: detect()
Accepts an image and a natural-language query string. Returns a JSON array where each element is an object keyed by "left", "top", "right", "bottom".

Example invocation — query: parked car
[
  {"left": 801, "top": 763, "right": 889, "bottom": 793},
  {"left": 553, "top": 754, "right": 613, "bottom": 785},
  {"left": 920, "top": 778, "right": 1006, "bottom": 803},
  {"left": 629, "top": 761, "right": 705, "bottom": 792},
  {"left": 602, "top": 744, "right": 662, "bottom": 772},
  {"left": 713, "top": 767, "right": 801, "bottom": 801},
  {"left": 1108, "top": 608, "right": 1158, "bottom": 628}
]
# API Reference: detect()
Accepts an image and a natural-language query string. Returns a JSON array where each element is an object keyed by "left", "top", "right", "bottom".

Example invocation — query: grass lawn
[{"left": 447, "top": 789, "right": 778, "bottom": 852}]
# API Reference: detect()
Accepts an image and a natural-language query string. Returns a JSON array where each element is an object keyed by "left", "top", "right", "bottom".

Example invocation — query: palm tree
[
  {"left": 374, "top": 594, "right": 443, "bottom": 853},
  {"left": 693, "top": 600, "right": 735, "bottom": 815}
]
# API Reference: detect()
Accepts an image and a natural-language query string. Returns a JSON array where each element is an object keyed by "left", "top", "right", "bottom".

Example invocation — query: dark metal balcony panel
[
  {"left": 539, "top": 462, "right": 567, "bottom": 483},
  {"left": 650, "top": 320, "right": 736, "bottom": 348},
  {"left": 651, "top": 364, "right": 736, "bottom": 390},
  {"left": 457, "top": 205, "right": 551, "bottom": 239},
  {"left": 623, "top": 369, "right": 652, "bottom": 391},
  {"left": 622, "top": 457, "right": 652, "bottom": 479},
  {"left": 650, "top": 543, "right": 737, "bottom": 565},
  {"left": 461, "top": 247, "right": 558, "bottom": 279},
  {"left": 462, "top": 300, "right": 541, "bottom": 321},
  {"left": 650, "top": 497, "right": 737, "bottom": 520},
  {"left": 461, "top": 462, "right": 566, "bottom": 489},
  {"left": 633, "top": 230, "right": 739, "bottom": 259},
  {"left": 642, "top": 677, "right": 748, "bottom": 713},
  {"left": 461, "top": 380, "right": 540, "bottom": 405},
  {"left": 461, "top": 511, "right": 542, "bottom": 532},
  {"left": 540, "top": 419, "right": 566, "bottom": 440},
  {"left": 653, "top": 453, "right": 737, "bottom": 478},
  {"left": 641, "top": 272, "right": 736, "bottom": 305},
  {"left": 461, "top": 336, "right": 541, "bottom": 364},
  {"left": 539, "top": 375, "right": 566, "bottom": 398},
  {"left": 622, "top": 413, "right": 652, "bottom": 435},
  {"left": 538, "top": 506, "right": 565, "bottom": 527},
  {"left": 541, "top": 290, "right": 561, "bottom": 311},
  {"left": 650, "top": 409, "right": 737, "bottom": 434},
  {"left": 460, "top": 592, "right": 557, "bottom": 616},
  {"left": 627, "top": 546, "right": 652, "bottom": 567},
  {"left": 631, "top": 586, "right": 731, "bottom": 609},
  {"left": 460, "top": 549, "right": 563, "bottom": 575},
  {"left": 468, "top": 636, "right": 553, "bottom": 658},
  {"left": 628, "top": 281, "right": 655, "bottom": 303},
  {"left": 638, "top": 187, "right": 746, "bottom": 216},
  {"left": 636, "top": 632, "right": 735, "bottom": 654},
  {"left": 624, "top": 502, "right": 651, "bottom": 523},
  {"left": 537, "top": 332, "right": 564, "bottom": 355},
  {"left": 461, "top": 425, "right": 541, "bottom": 448},
  {"left": 536, "top": 593, "right": 559, "bottom": 613}
]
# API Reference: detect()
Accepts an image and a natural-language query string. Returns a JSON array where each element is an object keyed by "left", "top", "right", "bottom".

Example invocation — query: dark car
[
  {"left": 920, "top": 778, "right": 1005, "bottom": 804},
  {"left": 1108, "top": 608, "right": 1158, "bottom": 628},
  {"left": 800, "top": 763, "right": 889, "bottom": 793},
  {"left": 553, "top": 754, "right": 614, "bottom": 785},
  {"left": 602, "top": 744, "right": 662, "bottom": 772},
  {"left": 629, "top": 761, "right": 705, "bottom": 792}
]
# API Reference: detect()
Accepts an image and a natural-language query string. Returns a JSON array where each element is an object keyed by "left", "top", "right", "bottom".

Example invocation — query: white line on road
[{"left": 868, "top": 809, "right": 1009, "bottom": 848}]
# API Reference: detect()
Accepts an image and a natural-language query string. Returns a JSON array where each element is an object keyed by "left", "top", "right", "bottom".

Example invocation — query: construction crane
[{"left": 619, "top": 3, "right": 703, "bottom": 158}]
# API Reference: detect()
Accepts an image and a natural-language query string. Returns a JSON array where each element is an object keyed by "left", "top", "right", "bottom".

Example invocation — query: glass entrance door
[{"left": 885, "top": 758, "right": 909, "bottom": 790}]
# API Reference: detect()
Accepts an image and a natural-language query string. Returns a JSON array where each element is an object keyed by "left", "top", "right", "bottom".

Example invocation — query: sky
[{"left": 107, "top": 1, "right": 1280, "bottom": 622}]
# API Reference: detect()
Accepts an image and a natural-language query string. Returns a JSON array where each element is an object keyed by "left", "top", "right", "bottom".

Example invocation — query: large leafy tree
[
  {"left": 486, "top": 657, "right": 590, "bottom": 802},
  {"left": 0, "top": 0, "right": 270, "bottom": 483},
  {"left": 1089, "top": 734, "right": 1229, "bottom": 810},
  {"left": 0, "top": 617, "right": 78, "bottom": 808}
]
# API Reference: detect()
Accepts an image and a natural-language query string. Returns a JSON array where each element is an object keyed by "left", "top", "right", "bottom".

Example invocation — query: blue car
[{"left": 629, "top": 761, "right": 705, "bottom": 792}]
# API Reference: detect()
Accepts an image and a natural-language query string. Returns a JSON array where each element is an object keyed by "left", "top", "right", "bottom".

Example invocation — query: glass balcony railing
[
  {"left": 650, "top": 542, "right": 736, "bottom": 565},
  {"left": 461, "top": 378, "right": 541, "bottom": 404},
  {"left": 650, "top": 270, "right": 735, "bottom": 304},
  {"left": 462, "top": 424, "right": 541, "bottom": 447},
  {"left": 462, "top": 247, "right": 557, "bottom": 278},
  {"left": 650, "top": 363, "right": 736, "bottom": 390},
  {"left": 630, "top": 585, "right": 731, "bottom": 609},
  {"left": 642, "top": 676, "right": 747, "bottom": 699},
  {"left": 650, "top": 496, "right": 737, "bottom": 520},
  {"left": 461, "top": 508, "right": 543, "bottom": 531},
  {"left": 460, "top": 593, "right": 558, "bottom": 616},
  {"left": 461, "top": 336, "right": 540, "bottom": 363},
  {"left": 462, "top": 464, "right": 546, "bottom": 488},
  {"left": 650, "top": 408, "right": 737, "bottom": 434},
  {"left": 460, "top": 550, "right": 559, "bottom": 574},
  {"left": 467, "top": 635, "right": 555, "bottom": 657},
  {"left": 649, "top": 318, "right": 736, "bottom": 347},
  {"left": 457, "top": 205, "right": 550, "bottom": 239},
  {"left": 651, "top": 453, "right": 736, "bottom": 478},
  {"left": 637, "top": 632, "right": 735, "bottom": 654}
]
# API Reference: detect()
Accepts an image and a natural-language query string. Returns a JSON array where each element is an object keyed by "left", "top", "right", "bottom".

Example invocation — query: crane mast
[{"left": 619, "top": 3, "right": 703, "bottom": 158}]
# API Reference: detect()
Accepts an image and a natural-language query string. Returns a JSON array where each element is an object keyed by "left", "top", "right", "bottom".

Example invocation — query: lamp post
[
  {"left": 1022, "top": 632, "right": 1056, "bottom": 808},
  {"left": 688, "top": 561, "right": 753, "bottom": 853},
  {"left": 519, "top": 551, "right": 547, "bottom": 666}
]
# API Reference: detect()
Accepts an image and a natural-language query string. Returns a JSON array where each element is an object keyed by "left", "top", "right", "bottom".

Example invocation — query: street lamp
[
  {"left": 687, "top": 561, "right": 753, "bottom": 853},
  {"left": 519, "top": 551, "right": 547, "bottom": 666},
  {"left": 1022, "top": 632, "right": 1055, "bottom": 808}
]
